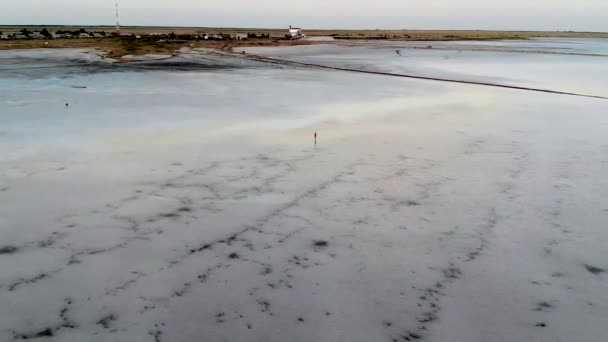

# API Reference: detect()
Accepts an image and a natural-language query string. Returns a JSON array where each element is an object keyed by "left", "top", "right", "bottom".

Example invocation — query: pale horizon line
[{"left": 1, "top": 24, "right": 606, "bottom": 34}]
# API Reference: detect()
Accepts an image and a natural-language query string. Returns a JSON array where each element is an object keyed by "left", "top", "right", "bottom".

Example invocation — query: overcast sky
[{"left": 3, "top": 0, "right": 607, "bottom": 31}]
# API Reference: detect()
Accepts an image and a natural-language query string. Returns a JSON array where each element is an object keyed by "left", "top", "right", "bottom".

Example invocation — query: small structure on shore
[
  {"left": 204, "top": 34, "right": 223, "bottom": 40},
  {"left": 288, "top": 26, "right": 304, "bottom": 39}
]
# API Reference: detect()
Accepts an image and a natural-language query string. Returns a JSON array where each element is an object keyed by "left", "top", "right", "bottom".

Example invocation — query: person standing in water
[
  {"left": 65, "top": 102, "right": 69, "bottom": 109},
  {"left": 314, "top": 132, "right": 317, "bottom": 145}
]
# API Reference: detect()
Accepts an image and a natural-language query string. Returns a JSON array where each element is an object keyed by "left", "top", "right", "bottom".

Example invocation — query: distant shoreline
[
  {"left": 2, "top": 26, "right": 608, "bottom": 37},
  {"left": 1, "top": 28, "right": 607, "bottom": 59},
  {"left": 1, "top": 25, "right": 608, "bottom": 33}
]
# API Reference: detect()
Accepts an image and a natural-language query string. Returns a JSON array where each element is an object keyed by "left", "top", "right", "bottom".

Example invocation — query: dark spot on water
[
  {"left": 0, "top": 246, "right": 18, "bottom": 255},
  {"left": 325, "top": 312, "right": 331, "bottom": 316},
  {"left": 149, "top": 328, "right": 163, "bottom": 342},
  {"left": 38, "top": 238, "right": 55, "bottom": 248},
  {"left": 228, "top": 252, "right": 239, "bottom": 259},
  {"left": 584, "top": 264, "right": 605, "bottom": 275},
  {"left": 406, "top": 200, "right": 421, "bottom": 206},
  {"left": 96, "top": 314, "right": 116, "bottom": 329},
  {"left": 68, "top": 257, "right": 81, "bottom": 265},
  {"left": 215, "top": 312, "right": 226, "bottom": 323},
  {"left": 15, "top": 328, "right": 55, "bottom": 339},
  {"left": 36, "top": 328, "right": 54, "bottom": 337},
  {"left": 383, "top": 321, "right": 392, "bottom": 327},
  {"left": 190, "top": 243, "right": 213, "bottom": 254},
  {"left": 443, "top": 267, "right": 462, "bottom": 279},
  {"left": 297, "top": 317, "right": 304, "bottom": 322},
  {"left": 536, "top": 322, "right": 547, "bottom": 327},
  {"left": 313, "top": 240, "right": 328, "bottom": 248},
  {"left": 177, "top": 207, "right": 192, "bottom": 212},
  {"left": 257, "top": 299, "right": 270, "bottom": 312},
  {"left": 160, "top": 212, "right": 179, "bottom": 218},
  {"left": 534, "top": 301, "right": 554, "bottom": 311}
]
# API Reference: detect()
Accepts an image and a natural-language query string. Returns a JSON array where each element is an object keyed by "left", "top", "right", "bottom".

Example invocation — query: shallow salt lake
[
  {"left": 1, "top": 40, "right": 607, "bottom": 342},
  {"left": 243, "top": 38, "right": 608, "bottom": 96}
]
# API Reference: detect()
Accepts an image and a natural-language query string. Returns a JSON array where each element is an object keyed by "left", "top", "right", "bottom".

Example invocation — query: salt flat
[{"left": 1, "top": 39, "right": 607, "bottom": 342}]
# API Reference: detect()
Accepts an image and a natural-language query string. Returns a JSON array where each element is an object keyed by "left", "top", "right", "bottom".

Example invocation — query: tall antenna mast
[{"left": 115, "top": 1, "right": 121, "bottom": 34}]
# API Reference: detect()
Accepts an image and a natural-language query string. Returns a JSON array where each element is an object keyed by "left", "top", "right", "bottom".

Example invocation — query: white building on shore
[{"left": 288, "top": 26, "right": 304, "bottom": 39}]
